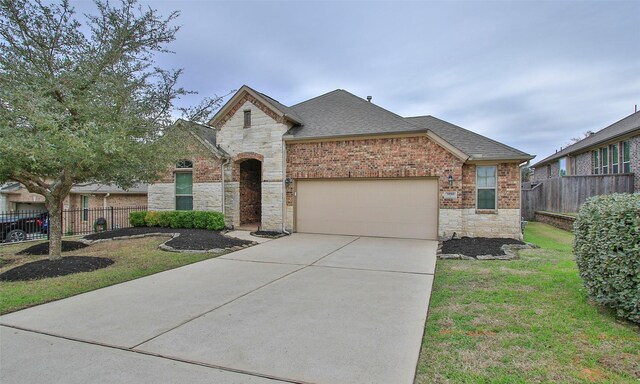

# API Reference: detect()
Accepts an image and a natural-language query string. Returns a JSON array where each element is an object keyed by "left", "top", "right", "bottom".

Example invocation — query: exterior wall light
[
  {"left": 285, "top": 177, "right": 293, "bottom": 186},
  {"left": 448, "top": 174, "right": 454, "bottom": 186}
]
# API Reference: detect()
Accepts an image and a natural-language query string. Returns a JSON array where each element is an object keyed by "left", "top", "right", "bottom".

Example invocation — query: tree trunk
[{"left": 45, "top": 199, "right": 63, "bottom": 261}]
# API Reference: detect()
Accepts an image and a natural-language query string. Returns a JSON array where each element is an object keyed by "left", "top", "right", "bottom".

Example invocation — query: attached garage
[{"left": 295, "top": 178, "right": 439, "bottom": 240}]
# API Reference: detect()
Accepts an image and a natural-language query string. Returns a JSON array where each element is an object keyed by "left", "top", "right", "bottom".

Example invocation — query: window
[
  {"left": 601, "top": 147, "right": 608, "bottom": 174},
  {"left": 476, "top": 165, "right": 497, "bottom": 210},
  {"left": 175, "top": 172, "right": 193, "bottom": 210},
  {"left": 243, "top": 110, "right": 251, "bottom": 128},
  {"left": 611, "top": 144, "right": 619, "bottom": 174},
  {"left": 176, "top": 160, "right": 193, "bottom": 169},
  {"left": 559, "top": 157, "right": 567, "bottom": 176},
  {"left": 623, "top": 141, "right": 631, "bottom": 173},
  {"left": 592, "top": 150, "right": 599, "bottom": 174},
  {"left": 81, "top": 195, "right": 89, "bottom": 221}
]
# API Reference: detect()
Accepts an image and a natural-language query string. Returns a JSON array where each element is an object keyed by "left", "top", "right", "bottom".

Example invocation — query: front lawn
[
  {"left": 0, "top": 237, "right": 226, "bottom": 314},
  {"left": 417, "top": 222, "right": 640, "bottom": 383}
]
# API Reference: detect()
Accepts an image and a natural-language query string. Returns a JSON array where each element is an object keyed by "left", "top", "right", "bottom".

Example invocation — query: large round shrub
[
  {"left": 128, "top": 211, "right": 147, "bottom": 227},
  {"left": 573, "top": 193, "right": 640, "bottom": 323}
]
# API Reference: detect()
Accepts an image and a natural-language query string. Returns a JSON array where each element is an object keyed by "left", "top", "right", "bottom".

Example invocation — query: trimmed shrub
[
  {"left": 138, "top": 210, "right": 225, "bottom": 231},
  {"left": 129, "top": 211, "right": 147, "bottom": 227},
  {"left": 145, "top": 211, "right": 161, "bottom": 227},
  {"left": 192, "top": 211, "right": 210, "bottom": 229},
  {"left": 573, "top": 193, "right": 640, "bottom": 323},
  {"left": 158, "top": 211, "right": 179, "bottom": 228},
  {"left": 205, "top": 211, "right": 225, "bottom": 231}
]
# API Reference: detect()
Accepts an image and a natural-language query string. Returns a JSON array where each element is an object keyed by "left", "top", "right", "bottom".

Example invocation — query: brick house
[
  {"left": 531, "top": 111, "right": 639, "bottom": 191},
  {"left": 149, "top": 85, "right": 533, "bottom": 240}
]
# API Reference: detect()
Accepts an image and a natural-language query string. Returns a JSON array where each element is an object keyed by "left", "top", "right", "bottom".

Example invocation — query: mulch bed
[
  {"left": 0, "top": 256, "right": 114, "bottom": 282},
  {"left": 251, "top": 230, "right": 287, "bottom": 239},
  {"left": 17, "top": 241, "right": 90, "bottom": 256},
  {"left": 84, "top": 227, "right": 253, "bottom": 250},
  {"left": 442, "top": 237, "right": 525, "bottom": 257}
]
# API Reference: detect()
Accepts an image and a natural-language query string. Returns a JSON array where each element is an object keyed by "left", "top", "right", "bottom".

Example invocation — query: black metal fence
[
  {"left": 0, "top": 206, "right": 147, "bottom": 243},
  {"left": 0, "top": 210, "right": 49, "bottom": 243}
]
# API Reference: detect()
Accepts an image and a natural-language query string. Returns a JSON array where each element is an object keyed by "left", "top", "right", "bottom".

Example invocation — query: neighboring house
[
  {"left": 0, "top": 183, "right": 148, "bottom": 213},
  {"left": 0, "top": 183, "right": 147, "bottom": 233},
  {"left": 532, "top": 111, "right": 639, "bottom": 191},
  {"left": 0, "top": 183, "right": 47, "bottom": 212},
  {"left": 150, "top": 86, "right": 532, "bottom": 240}
]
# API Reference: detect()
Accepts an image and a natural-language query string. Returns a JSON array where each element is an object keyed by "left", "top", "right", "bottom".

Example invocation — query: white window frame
[
  {"left": 175, "top": 160, "right": 193, "bottom": 211},
  {"left": 611, "top": 143, "right": 619, "bottom": 174},
  {"left": 559, "top": 157, "right": 567, "bottom": 176},
  {"left": 601, "top": 147, "right": 608, "bottom": 174},
  {"left": 623, "top": 140, "right": 631, "bottom": 173},
  {"left": 81, "top": 195, "right": 89, "bottom": 221},
  {"left": 476, "top": 165, "right": 497, "bottom": 211}
]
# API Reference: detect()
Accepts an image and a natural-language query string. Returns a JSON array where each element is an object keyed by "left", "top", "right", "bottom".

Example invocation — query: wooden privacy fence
[{"left": 521, "top": 174, "right": 635, "bottom": 220}]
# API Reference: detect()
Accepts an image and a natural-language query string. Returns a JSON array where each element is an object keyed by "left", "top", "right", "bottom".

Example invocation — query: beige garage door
[{"left": 296, "top": 178, "right": 438, "bottom": 240}]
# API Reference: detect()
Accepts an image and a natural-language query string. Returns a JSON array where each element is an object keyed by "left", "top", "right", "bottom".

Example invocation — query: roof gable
[
  {"left": 174, "top": 119, "right": 229, "bottom": 159},
  {"left": 406, "top": 116, "right": 533, "bottom": 161},
  {"left": 531, "top": 111, "right": 640, "bottom": 168},
  {"left": 209, "top": 85, "right": 302, "bottom": 129}
]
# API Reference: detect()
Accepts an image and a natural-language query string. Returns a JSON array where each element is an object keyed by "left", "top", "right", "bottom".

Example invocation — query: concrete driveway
[{"left": 0, "top": 233, "right": 437, "bottom": 384}]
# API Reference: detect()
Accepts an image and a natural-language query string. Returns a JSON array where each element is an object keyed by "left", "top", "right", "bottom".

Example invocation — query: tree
[
  {"left": 0, "top": 0, "right": 222, "bottom": 259},
  {"left": 521, "top": 166, "right": 533, "bottom": 183}
]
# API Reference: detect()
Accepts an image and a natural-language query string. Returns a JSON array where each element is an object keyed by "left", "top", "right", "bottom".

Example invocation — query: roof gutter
[{"left": 282, "top": 129, "right": 431, "bottom": 142}]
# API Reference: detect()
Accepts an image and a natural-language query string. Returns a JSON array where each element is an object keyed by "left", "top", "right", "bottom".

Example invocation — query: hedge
[
  {"left": 128, "top": 210, "right": 225, "bottom": 231},
  {"left": 573, "top": 193, "right": 640, "bottom": 323}
]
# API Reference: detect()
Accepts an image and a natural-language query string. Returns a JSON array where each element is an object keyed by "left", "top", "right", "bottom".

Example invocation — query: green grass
[
  {"left": 0, "top": 237, "right": 225, "bottom": 314},
  {"left": 417, "top": 222, "right": 640, "bottom": 383}
]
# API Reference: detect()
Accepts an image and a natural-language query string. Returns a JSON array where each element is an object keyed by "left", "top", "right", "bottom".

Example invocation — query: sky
[{"left": 71, "top": 0, "right": 639, "bottom": 164}]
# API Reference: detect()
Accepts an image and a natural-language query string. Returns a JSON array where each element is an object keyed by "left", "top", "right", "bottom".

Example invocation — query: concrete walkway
[{"left": 0, "top": 233, "right": 437, "bottom": 384}]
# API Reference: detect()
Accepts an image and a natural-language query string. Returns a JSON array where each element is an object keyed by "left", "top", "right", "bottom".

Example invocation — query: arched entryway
[{"left": 239, "top": 159, "right": 262, "bottom": 226}]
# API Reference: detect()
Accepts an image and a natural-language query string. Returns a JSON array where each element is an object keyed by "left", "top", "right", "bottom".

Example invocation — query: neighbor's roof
[
  {"left": 70, "top": 184, "right": 148, "bottom": 194},
  {"left": 532, "top": 111, "right": 640, "bottom": 168},
  {"left": 406, "top": 116, "right": 533, "bottom": 161},
  {"left": 0, "top": 182, "right": 22, "bottom": 193}
]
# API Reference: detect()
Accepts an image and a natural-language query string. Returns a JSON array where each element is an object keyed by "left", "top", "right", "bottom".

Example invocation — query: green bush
[
  {"left": 137, "top": 210, "right": 225, "bottom": 231},
  {"left": 129, "top": 211, "right": 147, "bottom": 227},
  {"left": 145, "top": 211, "right": 161, "bottom": 227},
  {"left": 573, "top": 193, "right": 640, "bottom": 323},
  {"left": 205, "top": 211, "right": 225, "bottom": 231},
  {"left": 192, "top": 211, "right": 210, "bottom": 229},
  {"left": 158, "top": 211, "right": 179, "bottom": 228}
]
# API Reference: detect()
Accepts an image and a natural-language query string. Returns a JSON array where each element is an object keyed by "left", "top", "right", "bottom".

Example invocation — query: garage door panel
[{"left": 296, "top": 179, "right": 438, "bottom": 240}]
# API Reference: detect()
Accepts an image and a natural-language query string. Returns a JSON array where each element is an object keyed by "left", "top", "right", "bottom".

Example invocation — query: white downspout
[
  {"left": 221, "top": 158, "right": 230, "bottom": 218},
  {"left": 282, "top": 138, "right": 290, "bottom": 235}
]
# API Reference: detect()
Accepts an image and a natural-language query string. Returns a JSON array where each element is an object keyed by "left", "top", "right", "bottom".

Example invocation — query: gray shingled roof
[
  {"left": 531, "top": 111, "right": 640, "bottom": 168},
  {"left": 70, "top": 184, "right": 148, "bottom": 194},
  {"left": 175, "top": 119, "right": 230, "bottom": 158},
  {"left": 406, "top": 116, "right": 533, "bottom": 160},
  {"left": 287, "top": 90, "right": 424, "bottom": 138},
  {"left": 284, "top": 89, "right": 532, "bottom": 161},
  {"left": 258, "top": 91, "right": 304, "bottom": 123}
]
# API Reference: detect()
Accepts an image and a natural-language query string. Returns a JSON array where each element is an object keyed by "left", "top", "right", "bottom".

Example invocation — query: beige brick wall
[
  {"left": 148, "top": 183, "right": 174, "bottom": 210},
  {"left": 216, "top": 99, "right": 291, "bottom": 229}
]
